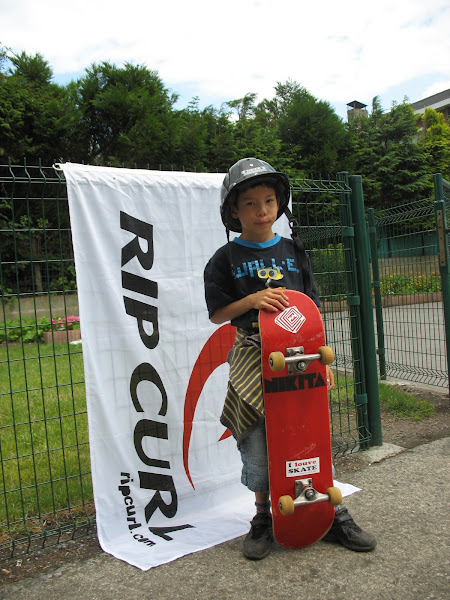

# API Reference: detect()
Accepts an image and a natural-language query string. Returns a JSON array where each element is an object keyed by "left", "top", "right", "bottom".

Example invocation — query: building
[
  {"left": 410, "top": 89, "right": 450, "bottom": 121},
  {"left": 347, "top": 90, "right": 450, "bottom": 123},
  {"left": 347, "top": 100, "right": 368, "bottom": 122}
]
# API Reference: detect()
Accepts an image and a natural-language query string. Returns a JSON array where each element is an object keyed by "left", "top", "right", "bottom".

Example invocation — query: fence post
[
  {"left": 368, "top": 208, "right": 386, "bottom": 379},
  {"left": 433, "top": 173, "right": 450, "bottom": 396},
  {"left": 348, "top": 176, "right": 382, "bottom": 446},
  {"left": 337, "top": 172, "right": 370, "bottom": 449}
]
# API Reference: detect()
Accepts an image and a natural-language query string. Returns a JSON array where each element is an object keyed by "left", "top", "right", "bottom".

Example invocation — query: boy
[{"left": 204, "top": 158, "right": 376, "bottom": 560}]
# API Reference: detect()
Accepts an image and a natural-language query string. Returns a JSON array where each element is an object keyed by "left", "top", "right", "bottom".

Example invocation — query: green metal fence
[
  {"left": 0, "top": 161, "right": 94, "bottom": 558},
  {"left": 290, "top": 173, "right": 375, "bottom": 455},
  {"left": 0, "top": 160, "right": 406, "bottom": 558},
  {"left": 369, "top": 175, "right": 450, "bottom": 394}
]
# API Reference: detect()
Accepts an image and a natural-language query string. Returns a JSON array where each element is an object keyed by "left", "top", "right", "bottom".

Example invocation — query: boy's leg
[
  {"left": 243, "top": 494, "right": 273, "bottom": 560},
  {"left": 239, "top": 422, "right": 273, "bottom": 560},
  {"left": 255, "top": 491, "right": 270, "bottom": 505}
]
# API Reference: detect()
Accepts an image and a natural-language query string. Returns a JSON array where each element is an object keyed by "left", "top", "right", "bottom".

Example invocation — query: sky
[{"left": 2, "top": 0, "right": 450, "bottom": 121}]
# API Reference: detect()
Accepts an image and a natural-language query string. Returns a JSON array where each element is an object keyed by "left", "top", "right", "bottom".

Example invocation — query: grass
[
  {"left": 329, "top": 376, "right": 435, "bottom": 422},
  {"left": 0, "top": 341, "right": 92, "bottom": 543},
  {"left": 378, "top": 382, "right": 434, "bottom": 420}
]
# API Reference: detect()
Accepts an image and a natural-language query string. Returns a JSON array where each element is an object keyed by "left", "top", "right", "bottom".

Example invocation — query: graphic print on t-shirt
[{"left": 233, "top": 257, "right": 300, "bottom": 279}]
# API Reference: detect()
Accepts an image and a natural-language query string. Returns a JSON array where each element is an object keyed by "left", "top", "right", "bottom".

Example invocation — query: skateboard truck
[
  {"left": 269, "top": 346, "right": 334, "bottom": 374},
  {"left": 278, "top": 479, "right": 342, "bottom": 516}
]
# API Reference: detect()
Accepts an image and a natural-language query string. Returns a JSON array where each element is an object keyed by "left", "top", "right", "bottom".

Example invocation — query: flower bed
[
  {"left": 51, "top": 315, "right": 80, "bottom": 330},
  {"left": 43, "top": 329, "right": 81, "bottom": 344},
  {"left": 43, "top": 315, "right": 81, "bottom": 344}
]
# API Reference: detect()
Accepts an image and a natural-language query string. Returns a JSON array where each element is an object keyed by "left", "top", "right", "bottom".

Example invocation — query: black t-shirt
[{"left": 204, "top": 234, "right": 320, "bottom": 330}]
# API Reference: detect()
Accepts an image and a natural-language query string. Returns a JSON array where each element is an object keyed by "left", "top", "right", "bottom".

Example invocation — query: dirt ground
[
  {"left": 1, "top": 385, "right": 448, "bottom": 587},
  {"left": 333, "top": 383, "right": 450, "bottom": 475}
]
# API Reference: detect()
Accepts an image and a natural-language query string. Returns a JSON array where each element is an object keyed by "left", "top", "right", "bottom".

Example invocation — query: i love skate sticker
[
  {"left": 274, "top": 306, "right": 306, "bottom": 333},
  {"left": 286, "top": 457, "right": 320, "bottom": 477}
]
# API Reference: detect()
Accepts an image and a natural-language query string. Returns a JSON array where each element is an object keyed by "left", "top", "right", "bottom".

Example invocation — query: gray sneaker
[
  {"left": 243, "top": 512, "right": 274, "bottom": 560},
  {"left": 322, "top": 507, "right": 376, "bottom": 551}
]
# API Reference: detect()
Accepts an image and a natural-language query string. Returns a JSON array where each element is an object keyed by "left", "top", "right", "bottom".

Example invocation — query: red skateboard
[{"left": 259, "top": 289, "right": 341, "bottom": 548}]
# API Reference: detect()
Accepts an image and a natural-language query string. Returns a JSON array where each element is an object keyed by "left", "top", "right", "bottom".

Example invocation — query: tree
[
  {"left": 197, "top": 105, "right": 237, "bottom": 172},
  {"left": 0, "top": 49, "right": 76, "bottom": 162},
  {"left": 8, "top": 50, "right": 53, "bottom": 85},
  {"left": 348, "top": 99, "right": 430, "bottom": 208},
  {"left": 71, "top": 61, "right": 178, "bottom": 166},
  {"left": 347, "top": 97, "right": 383, "bottom": 202},
  {"left": 0, "top": 49, "right": 78, "bottom": 293},
  {"left": 169, "top": 97, "right": 237, "bottom": 171},
  {"left": 274, "top": 81, "right": 351, "bottom": 176},
  {"left": 226, "top": 93, "right": 258, "bottom": 121},
  {"left": 417, "top": 108, "right": 450, "bottom": 180}
]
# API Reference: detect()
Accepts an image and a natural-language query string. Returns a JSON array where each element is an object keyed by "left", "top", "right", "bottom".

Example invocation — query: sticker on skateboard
[
  {"left": 274, "top": 306, "right": 306, "bottom": 333},
  {"left": 286, "top": 457, "right": 320, "bottom": 477}
]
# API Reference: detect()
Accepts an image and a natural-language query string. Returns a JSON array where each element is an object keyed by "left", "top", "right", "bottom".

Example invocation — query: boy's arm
[
  {"left": 210, "top": 287, "right": 290, "bottom": 324},
  {"left": 318, "top": 307, "right": 335, "bottom": 392}
]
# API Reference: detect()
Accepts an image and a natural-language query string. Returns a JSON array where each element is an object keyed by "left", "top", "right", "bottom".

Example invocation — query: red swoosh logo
[{"left": 183, "top": 324, "right": 234, "bottom": 489}]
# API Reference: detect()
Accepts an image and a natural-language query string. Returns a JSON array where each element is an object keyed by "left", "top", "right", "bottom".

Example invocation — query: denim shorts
[
  {"left": 238, "top": 419, "right": 336, "bottom": 493},
  {"left": 239, "top": 419, "right": 269, "bottom": 493}
]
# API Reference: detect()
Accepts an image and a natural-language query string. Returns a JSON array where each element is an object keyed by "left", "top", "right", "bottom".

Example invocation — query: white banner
[{"left": 62, "top": 163, "right": 291, "bottom": 570}]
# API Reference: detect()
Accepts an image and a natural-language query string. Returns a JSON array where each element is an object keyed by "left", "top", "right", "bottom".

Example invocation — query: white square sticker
[
  {"left": 286, "top": 457, "right": 320, "bottom": 477},
  {"left": 275, "top": 306, "right": 306, "bottom": 333}
]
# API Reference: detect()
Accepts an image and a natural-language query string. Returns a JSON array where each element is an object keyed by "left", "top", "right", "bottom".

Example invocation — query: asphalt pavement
[{"left": 1, "top": 437, "right": 449, "bottom": 600}]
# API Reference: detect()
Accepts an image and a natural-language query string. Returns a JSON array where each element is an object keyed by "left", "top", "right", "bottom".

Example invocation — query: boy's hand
[
  {"left": 209, "top": 288, "right": 289, "bottom": 325},
  {"left": 326, "top": 365, "right": 335, "bottom": 391},
  {"left": 252, "top": 288, "right": 289, "bottom": 312}
]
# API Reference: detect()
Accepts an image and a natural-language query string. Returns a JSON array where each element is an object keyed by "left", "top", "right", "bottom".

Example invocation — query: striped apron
[{"left": 220, "top": 328, "right": 265, "bottom": 446}]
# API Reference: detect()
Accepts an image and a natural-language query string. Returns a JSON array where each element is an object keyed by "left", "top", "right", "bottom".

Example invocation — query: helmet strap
[
  {"left": 283, "top": 206, "right": 312, "bottom": 298},
  {"left": 226, "top": 226, "right": 236, "bottom": 277}
]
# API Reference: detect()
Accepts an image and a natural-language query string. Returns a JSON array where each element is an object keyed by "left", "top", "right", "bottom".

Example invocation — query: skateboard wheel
[
  {"left": 278, "top": 495, "right": 295, "bottom": 516},
  {"left": 269, "top": 351, "right": 285, "bottom": 372},
  {"left": 326, "top": 486, "right": 342, "bottom": 506},
  {"left": 318, "top": 346, "right": 334, "bottom": 366}
]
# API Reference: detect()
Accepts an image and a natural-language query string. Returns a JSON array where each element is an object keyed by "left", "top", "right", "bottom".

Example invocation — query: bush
[
  {"left": 379, "top": 271, "right": 441, "bottom": 296},
  {"left": 0, "top": 316, "right": 51, "bottom": 344},
  {"left": 49, "top": 264, "right": 78, "bottom": 292}
]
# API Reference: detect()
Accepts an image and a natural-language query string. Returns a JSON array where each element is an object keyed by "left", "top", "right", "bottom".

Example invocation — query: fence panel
[
  {"left": 0, "top": 162, "right": 94, "bottom": 558},
  {"left": 371, "top": 192, "right": 448, "bottom": 389}
]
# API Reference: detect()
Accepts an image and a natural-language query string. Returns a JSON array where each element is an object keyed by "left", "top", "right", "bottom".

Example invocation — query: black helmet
[{"left": 220, "top": 157, "right": 291, "bottom": 232}]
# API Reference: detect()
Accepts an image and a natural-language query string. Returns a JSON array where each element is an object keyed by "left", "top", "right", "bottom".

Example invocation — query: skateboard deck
[{"left": 259, "top": 289, "right": 341, "bottom": 548}]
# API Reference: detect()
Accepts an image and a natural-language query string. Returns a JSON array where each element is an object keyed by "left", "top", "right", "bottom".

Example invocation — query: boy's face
[{"left": 231, "top": 184, "right": 280, "bottom": 242}]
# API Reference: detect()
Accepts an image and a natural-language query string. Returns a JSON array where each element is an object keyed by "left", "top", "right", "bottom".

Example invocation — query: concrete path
[{"left": 1, "top": 438, "right": 449, "bottom": 600}]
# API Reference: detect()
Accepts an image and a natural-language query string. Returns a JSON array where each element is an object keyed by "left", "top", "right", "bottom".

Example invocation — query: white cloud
[{"left": 2, "top": 0, "right": 449, "bottom": 117}]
